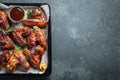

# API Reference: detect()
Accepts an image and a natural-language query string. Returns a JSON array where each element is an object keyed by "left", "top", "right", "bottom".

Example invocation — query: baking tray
[{"left": 0, "top": 3, "right": 51, "bottom": 79}]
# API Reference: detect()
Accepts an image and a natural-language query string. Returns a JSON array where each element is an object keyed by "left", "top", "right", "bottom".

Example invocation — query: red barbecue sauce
[{"left": 10, "top": 7, "right": 24, "bottom": 21}]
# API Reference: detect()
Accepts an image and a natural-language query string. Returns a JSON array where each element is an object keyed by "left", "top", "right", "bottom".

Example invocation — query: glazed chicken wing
[
  {"left": 27, "top": 31, "right": 37, "bottom": 47},
  {"left": 35, "top": 29, "right": 46, "bottom": 48},
  {"left": 6, "top": 50, "right": 19, "bottom": 71},
  {"left": 23, "top": 8, "right": 47, "bottom": 28},
  {"left": 27, "top": 29, "right": 46, "bottom": 48},
  {"left": 12, "top": 27, "right": 31, "bottom": 47},
  {"left": 32, "top": 7, "right": 46, "bottom": 19},
  {"left": 34, "top": 45, "right": 45, "bottom": 56},
  {"left": 23, "top": 18, "right": 46, "bottom": 28},
  {"left": 6, "top": 50, "right": 30, "bottom": 71},
  {"left": 0, "top": 50, "right": 10, "bottom": 69},
  {"left": 13, "top": 50, "right": 30, "bottom": 70},
  {"left": 23, "top": 48, "right": 42, "bottom": 69},
  {"left": 0, "top": 29, "right": 14, "bottom": 50},
  {"left": 3, "top": 50, "right": 11, "bottom": 62},
  {"left": 0, "top": 9, "right": 10, "bottom": 29}
]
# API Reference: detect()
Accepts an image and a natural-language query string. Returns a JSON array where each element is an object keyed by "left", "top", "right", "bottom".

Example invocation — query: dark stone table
[{"left": 1, "top": 0, "right": 120, "bottom": 80}]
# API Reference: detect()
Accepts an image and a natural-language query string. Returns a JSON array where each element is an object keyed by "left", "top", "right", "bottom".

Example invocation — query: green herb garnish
[
  {"left": 25, "top": 55, "right": 30, "bottom": 61},
  {"left": 14, "top": 44, "right": 21, "bottom": 50},
  {"left": 5, "top": 28, "right": 13, "bottom": 34},
  {"left": 27, "top": 9, "right": 33, "bottom": 19},
  {"left": 33, "top": 26, "right": 39, "bottom": 30}
]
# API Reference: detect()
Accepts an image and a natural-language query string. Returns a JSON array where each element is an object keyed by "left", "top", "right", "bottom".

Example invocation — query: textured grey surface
[{"left": 1, "top": 0, "right": 120, "bottom": 80}]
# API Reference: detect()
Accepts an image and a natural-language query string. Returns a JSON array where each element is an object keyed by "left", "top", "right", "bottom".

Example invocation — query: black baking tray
[{"left": 0, "top": 3, "right": 52, "bottom": 79}]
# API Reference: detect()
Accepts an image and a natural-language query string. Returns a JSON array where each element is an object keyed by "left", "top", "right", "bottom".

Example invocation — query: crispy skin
[
  {"left": 27, "top": 29, "right": 46, "bottom": 48},
  {"left": 12, "top": 27, "right": 31, "bottom": 47},
  {"left": 35, "top": 29, "right": 46, "bottom": 48},
  {"left": 27, "top": 31, "right": 37, "bottom": 47},
  {"left": 32, "top": 53, "right": 41, "bottom": 68},
  {"left": 6, "top": 50, "right": 19, "bottom": 71},
  {"left": 34, "top": 45, "right": 45, "bottom": 56},
  {"left": 32, "top": 7, "right": 46, "bottom": 19},
  {"left": 23, "top": 18, "right": 47, "bottom": 28},
  {"left": 13, "top": 50, "right": 30, "bottom": 70},
  {"left": 6, "top": 50, "right": 30, "bottom": 71},
  {"left": 0, "top": 29, "right": 14, "bottom": 50},
  {"left": 23, "top": 8, "right": 47, "bottom": 28},
  {"left": 23, "top": 48, "right": 42, "bottom": 69},
  {"left": 0, "top": 9, "right": 10, "bottom": 29},
  {"left": 0, "top": 50, "right": 10, "bottom": 69}
]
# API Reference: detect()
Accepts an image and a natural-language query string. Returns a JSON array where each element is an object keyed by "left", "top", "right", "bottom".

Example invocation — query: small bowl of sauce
[{"left": 8, "top": 6, "right": 25, "bottom": 23}]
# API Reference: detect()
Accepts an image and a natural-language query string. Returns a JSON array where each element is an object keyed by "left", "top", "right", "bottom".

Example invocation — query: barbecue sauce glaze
[{"left": 10, "top": 7, "right": 24, "bottom": 21}]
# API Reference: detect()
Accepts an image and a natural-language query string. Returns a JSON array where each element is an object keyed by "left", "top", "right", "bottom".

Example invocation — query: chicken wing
[
  {"left": 23, "top": 18, "right": 47, "bottom": 28},
  {"left": 32, "top": 7, "right": 46, "bottom": 19},
  {"left": 6, "top": 50, "right": 30, "bottom": 71},
  {"left": 6, "top": 50, "right": 19, "bottom": 71},
  {"left": 0, "top": 9, "right": 10, "bottom": 29},
  {"left": 12, "top": 27, "right": 31, "bottom": 47},
  {"left": 23, "top": 8, "right": 47, "bottom": 28},
  {"left": 0, "top": 29, "right": 14, "bottom": 50},
  {"left": 23, "top": 48, "right": 42, "bottom": 69},
  {"left": 35, "top": 29, "right": 46, "bottom": 48},
  {"left": 13, "top": 50, "right": 30, "bottom": 70},
  {"left": 27, "top": 31, "right": 37, "bottom": 47},
  {"left": 27, "top": 29, "right": 46, "bottom": 48},
  {"left": 34, "top": 45, "right": 45, "bottom": 56},
  {"left": 0, "top": 50, "right": 10, "bottom": 69}
]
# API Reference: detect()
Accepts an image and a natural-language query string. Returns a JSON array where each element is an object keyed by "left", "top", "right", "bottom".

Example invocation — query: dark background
[{"left": 1, "top": 0, "right": 120, "bottom": 80}]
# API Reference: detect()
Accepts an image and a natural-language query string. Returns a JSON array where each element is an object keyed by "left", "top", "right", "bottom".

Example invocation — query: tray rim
[{"left": 0, "top": 3, "right": 52, "bottom": 78}]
